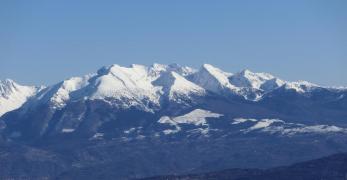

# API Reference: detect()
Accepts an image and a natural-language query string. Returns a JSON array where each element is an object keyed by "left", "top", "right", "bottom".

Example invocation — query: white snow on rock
[
  {"left": 0, "top": 79, "right": 39, "bottom": 117},
  {"left": 163, "top": 128, "right": 181, "bottom": 135},
  {"left": 284, "top": 81, "right": 318, "bottom": 93},
  {"left": 149, "top": 63, "right": 197, "bottom": 80},
  {"left": 248, "top": 119, "right": 284, "bottom": 130},
  {"left": 159, "top": 109, "right": 223, "bottom": 126},
  {"left": 153, "top": 71, "right": 206, "bottom": 102},
  {"left": 3, "top": 63, "right": 341, "bottom": 115},
  {"left": 190, "top": 65, "right": 288, "bottom": 100},
  {"left": 47, "top": 76, "right": 91, "bottom": 109},
  {"left": 234, "top": 118, "right": 347, "bottom": 135},
  {"left": 187, "top": 127, "right": 211, "bottom": 135},
  {"left": 158, "top": 109, "right": 223, "bottom": 135},
  {"left": 89, "top": 133, "right": 104, "bottom": 140},
  {"left": 232, "top": 118, "right": 257, "bottom": 125},
  {"left": 61, "top": 128, "right": 75, "bottom": 133},
  {"left": 37, "top": 63, "right": 204, "bottom": 111},
  {"left": 90, "top": 64, "right": 160, "bottom": 102},
  {"left": 229, "top": 69, "right": 283, "bottom": 90},
  {"left": 191, "top": 64, "right": 236, "bottom": 94},
  {"left": 281, "top": 125, "right": 346, "bottom": 135}
]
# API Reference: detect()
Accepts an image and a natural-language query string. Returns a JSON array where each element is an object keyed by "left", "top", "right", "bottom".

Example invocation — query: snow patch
[
  {"left": 269, "top": 125, "right": 347, "bottom": 135},
  {"left": 62, "top": 128, "right": 75, "bottom": 133},
  {"left": 191, "top": 64, "right": 236, "bottom": 94},
  {"left": 153, "top": 71, "right": 206, "bottom": 102},
  {"left": 158, "top": 109, "right": 223, "bottom": 135},
  {"left": 90, "top": 133, "right": 104, "bottom": 140},
  {"left": 232, "top": 118, "right": 257, "bottom": 124},
  {"left": 229, "top": 69, "right": 282, "bottom": 90},
  {"left": 235, "top": 118, "right": 347, "bottom": 135},
  {"left": 248, "top": 119, "right": 284, "bottom": 130},
  {"left": 159, "top": 109, "right": 223, "bottom": 126}
]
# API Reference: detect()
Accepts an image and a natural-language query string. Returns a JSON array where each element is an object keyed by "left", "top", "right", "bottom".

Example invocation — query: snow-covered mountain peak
[
  {"left": 1, "top": 63, "right": 331, "bottom": 115},
  {"left": 0, "top": 78, "right": 16, "bottom": 86},
  {"left": 0, "top": 79, "right": 39, "bottom": 117},
  {"left": 229, "top": 69, "right": 282, "bottom": 90},
  {"left": 190, "top": 64, "right": 236, "bottom": 94},
  {"left": 103, "top": 64, "right": 149, "bottom": 78},
  {"left": 39, "top": 76, "right": 92, "bottom": 108},
  {"left": 284, "top": 80, "right": 318, "bottom": 93},
  {"left": 0, "top": 79, "right": 17, "bottom": 95},
  {"left": 240, "top": 69, "right": 269, "bottom": 76},
  {"left": 202, "top": 64, "right": 233, "bottom": 77},
  {"left": 153, "top": 71, "right": 205, "bottom": 102},
  {"left": 239, "top": 69, "right": 252, "bottom": 75},
  {"left": 147, "top": 63, "right": 197, "bottom": 82},
  {"left": 89, "top": 66, "right": 160, "bottom": 107},
  {"left": 151, "top": 63, "right": 196, "bottom": 76}
]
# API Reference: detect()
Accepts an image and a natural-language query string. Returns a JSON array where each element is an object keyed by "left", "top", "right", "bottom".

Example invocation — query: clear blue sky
[{"left": 1, "top": 0, "right": 346, "bottom": 86}]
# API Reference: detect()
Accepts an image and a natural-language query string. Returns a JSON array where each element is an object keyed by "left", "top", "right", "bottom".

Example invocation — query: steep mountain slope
[
  {"left": 229, "top": 69, "right": 284, "bottom": 90},
  {"left": 0, "top": 79, "right": 40, "bottom": 117}
]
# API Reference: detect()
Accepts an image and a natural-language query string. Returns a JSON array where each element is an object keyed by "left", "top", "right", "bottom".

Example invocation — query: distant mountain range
[{"left": 0, "top": 63, "right": 347, "bottom": 179}]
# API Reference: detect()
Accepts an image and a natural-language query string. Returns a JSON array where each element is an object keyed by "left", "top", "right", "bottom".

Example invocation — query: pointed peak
[
  {"left": 201, "top": 63, "right": 215, "bottom": 70},
  {"left": 240, "top": 69, "right": 253, "bottom": 75},
  {"left": 1, "top": 78, "right": 15, "bottom": 84},
  {"left": 199, "top": 64, "right": 232, "bottom": 77},
  {"left": 150, "top": 63, "right": 167, "bottom": 73},
  {"left": 236, "top": 69, "right": 276, "bottom": 80},
  {"left": 0, "top": 79, "right": 19, "bottom": 89},
  {"left": 151, "top": 63, "right": 166, "bottom": 68},
  {"left": 0, "top": 78, "right": 39, "bottom": 117},
  {"left": 238, "top": 69, "right": 273, "bottom": 78},
  {"left": 150, "top": 63, "right": 196, "bottom": 77},
  {"left": 97, "top": 64, "right": 137, "bottom": 76},
  {"left": 129, "top": 64, "right": 146, "bottom": 69}
]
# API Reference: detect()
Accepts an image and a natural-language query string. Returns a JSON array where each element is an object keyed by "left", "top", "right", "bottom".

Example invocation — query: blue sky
[{"left": 1, "top": 0, "right": 346, "bottom": 86}]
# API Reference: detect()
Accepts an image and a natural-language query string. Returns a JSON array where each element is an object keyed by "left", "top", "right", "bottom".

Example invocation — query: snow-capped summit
[
  {"left": 148, "top": 63, "right": 196, "bottom": 80},
  {"left": 1, "top": 63, "right": 339, "bottom": 116},
  {"left": 229, "top": 69, "right": 285, "bottom": 91},
  {"left": 284, "top": 80, "right": 318, "bottom": 93},
  {"left": 29, "top": 63, "right": 200, "bottom": 111},
  {"left": 48, "top": 64, "right": 161, "bottom": 111},
  {"left": 36, "top": 75, "right": 92, "bottom": 109},
  {"left": 189, "top": 65, "right": 285, "bottom": 100},
  {"left": 190, "top": 64, "right": 236, "bottom": 94},
  {"left": 90, "top": 63, "right": 201, "bottom": 107},
  {"left": 0, "top": 79, "right": 39, "bottom": 117},
  {"left": 90, "top": 64, "right": 161, "bottom": 109},
  {"left": 153, "top": 71, "right": 205, "bottom": 102}
]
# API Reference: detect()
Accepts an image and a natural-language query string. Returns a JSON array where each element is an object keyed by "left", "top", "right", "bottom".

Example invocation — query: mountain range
[{"left": 0, "top": 63, "right": 347, "bottom": 179}]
